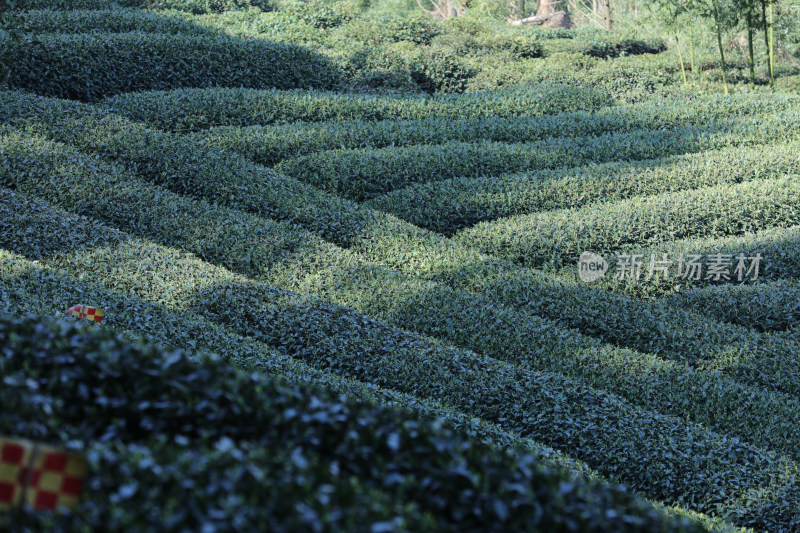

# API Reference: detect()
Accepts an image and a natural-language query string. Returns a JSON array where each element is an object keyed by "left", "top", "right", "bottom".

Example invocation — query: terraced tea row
[
  {"left": 4, "top": 132, "right": 800, "bottom": 528},
  {"left": 3, "top": 116, "right": 798, "bottom": 400},
  {"left": 456, "top": 176, "right": 800, "bottom": 271},
  {"left": 571, "top": 225, "right": 800, "bottom": 298},
  {"left": 189, "top": 93, "right": 800, "bottom": 167},
  {"left": 4, "top": 3, "right": 797, "bottom": 530},
  {"left": 271, "top": 112, "right": 800, "bottom": 201},
  {"left": 368, "top": 140, "right": 800, "bottom": 235},
  {"left": 7, "top": 185, "right": 800, "bottom": 464},
  {"left": 8, "top": 309, "right": 671, "bottom": 532},
  {"left": 0, "top": 241, "right": 597, "bottom": 485},
  {"left": 3, "top": 203, "right": 799, "bottom": 531},
  {"left": 6, "top": 31, "right": 340, "bottom": 101},
  {"left": 101, "top": 85, "right": 614, "bottom": 131}
]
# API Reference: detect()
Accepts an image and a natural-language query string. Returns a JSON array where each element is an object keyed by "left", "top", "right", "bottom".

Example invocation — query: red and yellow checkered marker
[
  {"left": 0, "top": 438, "right": 88, "bottom": 512},
  {"left": 67, "top": 304, "right": 104, "bottom": 324}
]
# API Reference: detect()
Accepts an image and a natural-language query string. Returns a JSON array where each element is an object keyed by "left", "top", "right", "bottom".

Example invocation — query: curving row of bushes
[
  {"left": 6, "top": 133, "right": 800, "bottom": 524},
  {"left": 5, "top": 309, "right": 688, "bottom": 533},
  {"left": 455, "top": 176, "right": 800, "bottom": 271},
  {"left": 6, "top": 184, "right": 800, "bottom": 471},
  {"left": 3, "top": 95, "right": 797, "bottom": 401},
  {"left": 190, "top": 92, "right": 800, "bottom": 167},
  {"left": 4, "top": 31, "right": 340, "bottom": 101},
  {"left": 437, "top": 261, "right": 800, "bottom": 397},
  {"left": 0, "top": 201, "right": 598, "bottom": 486},
  {"left": 663, "top": 279, "right": 800, "bottom": 333},
  {"left": 367, "top": 139, "right": 800, "bottom": 235},
  {"left": 0, "top": 92, "right": 379, "bottom": 248},
  {"left": 1, "top": 249, "right": 797, "bottom": 531},
  {"left": 4, "top": 7, "right": 216, "bottom": 33},
  {"left": 100, "top": 84, "right": 615, "bottom": 131},
  {"left": 584, "top": 224, "right": 800, "bottom": 299},
  {"left": 10, "top": 0, "right": 269, "bottom": 12},
  {"left": 273, "top": 111, "right": 800, "bottom": 201}
]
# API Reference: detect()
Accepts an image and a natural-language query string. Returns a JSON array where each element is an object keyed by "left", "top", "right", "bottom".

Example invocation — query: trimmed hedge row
[
  {"left": 7, "top": 133, "right": 800, "bottom": 528},
  {"left": 7, "top": 0, "right": 120, "bottom": 8},
  {"left": 192, "top": 92, "right": 800, "bottom": 167},
  {"left": 664, "top": 280, "right": 800, "bottom": 332},
  {"left": 0, "top": 221, "right": 597, "bottom": 487},
  {"left": 581, "top": 38, "right": 667, "bottom": 59},
  {"left": 0, "top": 91, "right": 484, "bottom": 275},
  {"left": 585, "top": 225, "right": 800, "bottom": 299},
  {"left": 455, "top": 176, "right": 800, "bottom": 272},
  {"left": 5, "top": 93, "right": 799, "bottom": 401},
  {"left": 2, "top": 97, "right": 798, "bottom": 401},
  {"left": 11, "top": 0, "right": 269, "bottom": 12},
  {"left": 273, "top": 110, "right": 800, "bottom": 202},
  {"left": 367, "top": 139, "right": 800, "bottom": 235},
  {"left": 3, "top": 311, "right": 679, "bottom": 532},
  {"left": 436, "top": 262, "right": 800, "bottom": 397},
  {"left": 101, "top": 84, "right": 615, "bottom": 132},
  {"left": 1, "top": 252, "right": 796, "bottom": 531},
  {"left": 4, "top": 8, "right": 217, "bottom": 33},
  {"left": 5, "top": 32, "right": 340, "bottom": 101},
  {"left": 8, "top": 186, "right": 800, "bottom": 470},
  {"left": 0, "top": 92, "right": 380, "bottom": 249},
  {"left": 196, "top": 10, "right": 323, "bottom": 43}
]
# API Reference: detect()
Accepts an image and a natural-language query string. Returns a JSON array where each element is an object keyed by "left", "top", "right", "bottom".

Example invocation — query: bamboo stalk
[
  {"left": 712, "top": 0, "right": 729, "bottom": 95},
  {"left": 689, "top": 25, "right": 696, "bottom": 82},
  {"left": 768, "top": 0, "right": 775, "bottom": 84},
  {"left": 675, "top": 33, "right": 688, "bottom": 87},
  {"left": 747, "top": 3, "right": 756, "bottom": 85}
]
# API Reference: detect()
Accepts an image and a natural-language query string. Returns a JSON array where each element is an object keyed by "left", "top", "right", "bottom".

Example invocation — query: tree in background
[
  {"left": 568, "top": 0, "right": 613, "bottom": 29},
  {"left": 758, "top": 0, "right": 775, "bottom": 83},
  {"left": 416, "top": 0, "right": 470, "bottom": 17}
]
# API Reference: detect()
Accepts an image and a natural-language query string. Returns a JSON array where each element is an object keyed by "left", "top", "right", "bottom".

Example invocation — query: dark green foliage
[
  {"left": 4, "top": 134, "right": 800, "bottom": 532},
  {"left": 336, "top": 13, "right": 441, "bottom": 45},
  {"left": 274, "top": 0, "right": 343, "bottom": 27},
  {"left": 11, "top": 0, "right": 271, "bottom": 11},
  {"left": 4, "top": 32, "right": 339, "bottom": 101},
  {"left": 410, "top": 51, "right": 475, "bottom": 94},
  {"left": 456, "top": 176, "right": 800, "bottom": 272},
  {"left": 666, "top": 279, "right": 800, "bottom": 332},
  {"left": 2, "top": 7, "right": 800, "bottom": 529},
  {"left": 1, "top": 314, "right": 706, "bottom": 532},
  {"left": 582, "top": 38, "right": 668, "bottom": 59},
  {"left": 101, "top": 84, "right": 614, "bottom": 131},
  {"left": 3, "top": 8, "right": 221, "bottom": 34},
  {"left": 189, "top": 92, "right": 799, "bottom": 167},
  {"left": 368, "top": 140, "right": 800, "bottom": 235},
  {"left": 273, "top": 109, "right": 800, "bottom": 201}
]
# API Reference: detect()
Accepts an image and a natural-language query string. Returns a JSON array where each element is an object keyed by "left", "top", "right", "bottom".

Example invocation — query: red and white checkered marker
[
  {"left": 0, "top": 437, "right": 88, "bottom": 512},
  {"left": 67, "top": 304, "right": 104, "bottom": 324}
]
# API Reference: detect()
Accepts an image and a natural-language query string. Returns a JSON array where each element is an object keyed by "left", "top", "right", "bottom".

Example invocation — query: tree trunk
[
  {"left": 537, "top": 0, "right": 555, "bottom": 17},
  {"left": 761, "top": 0, "right": 775, "bottom": 85}
]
